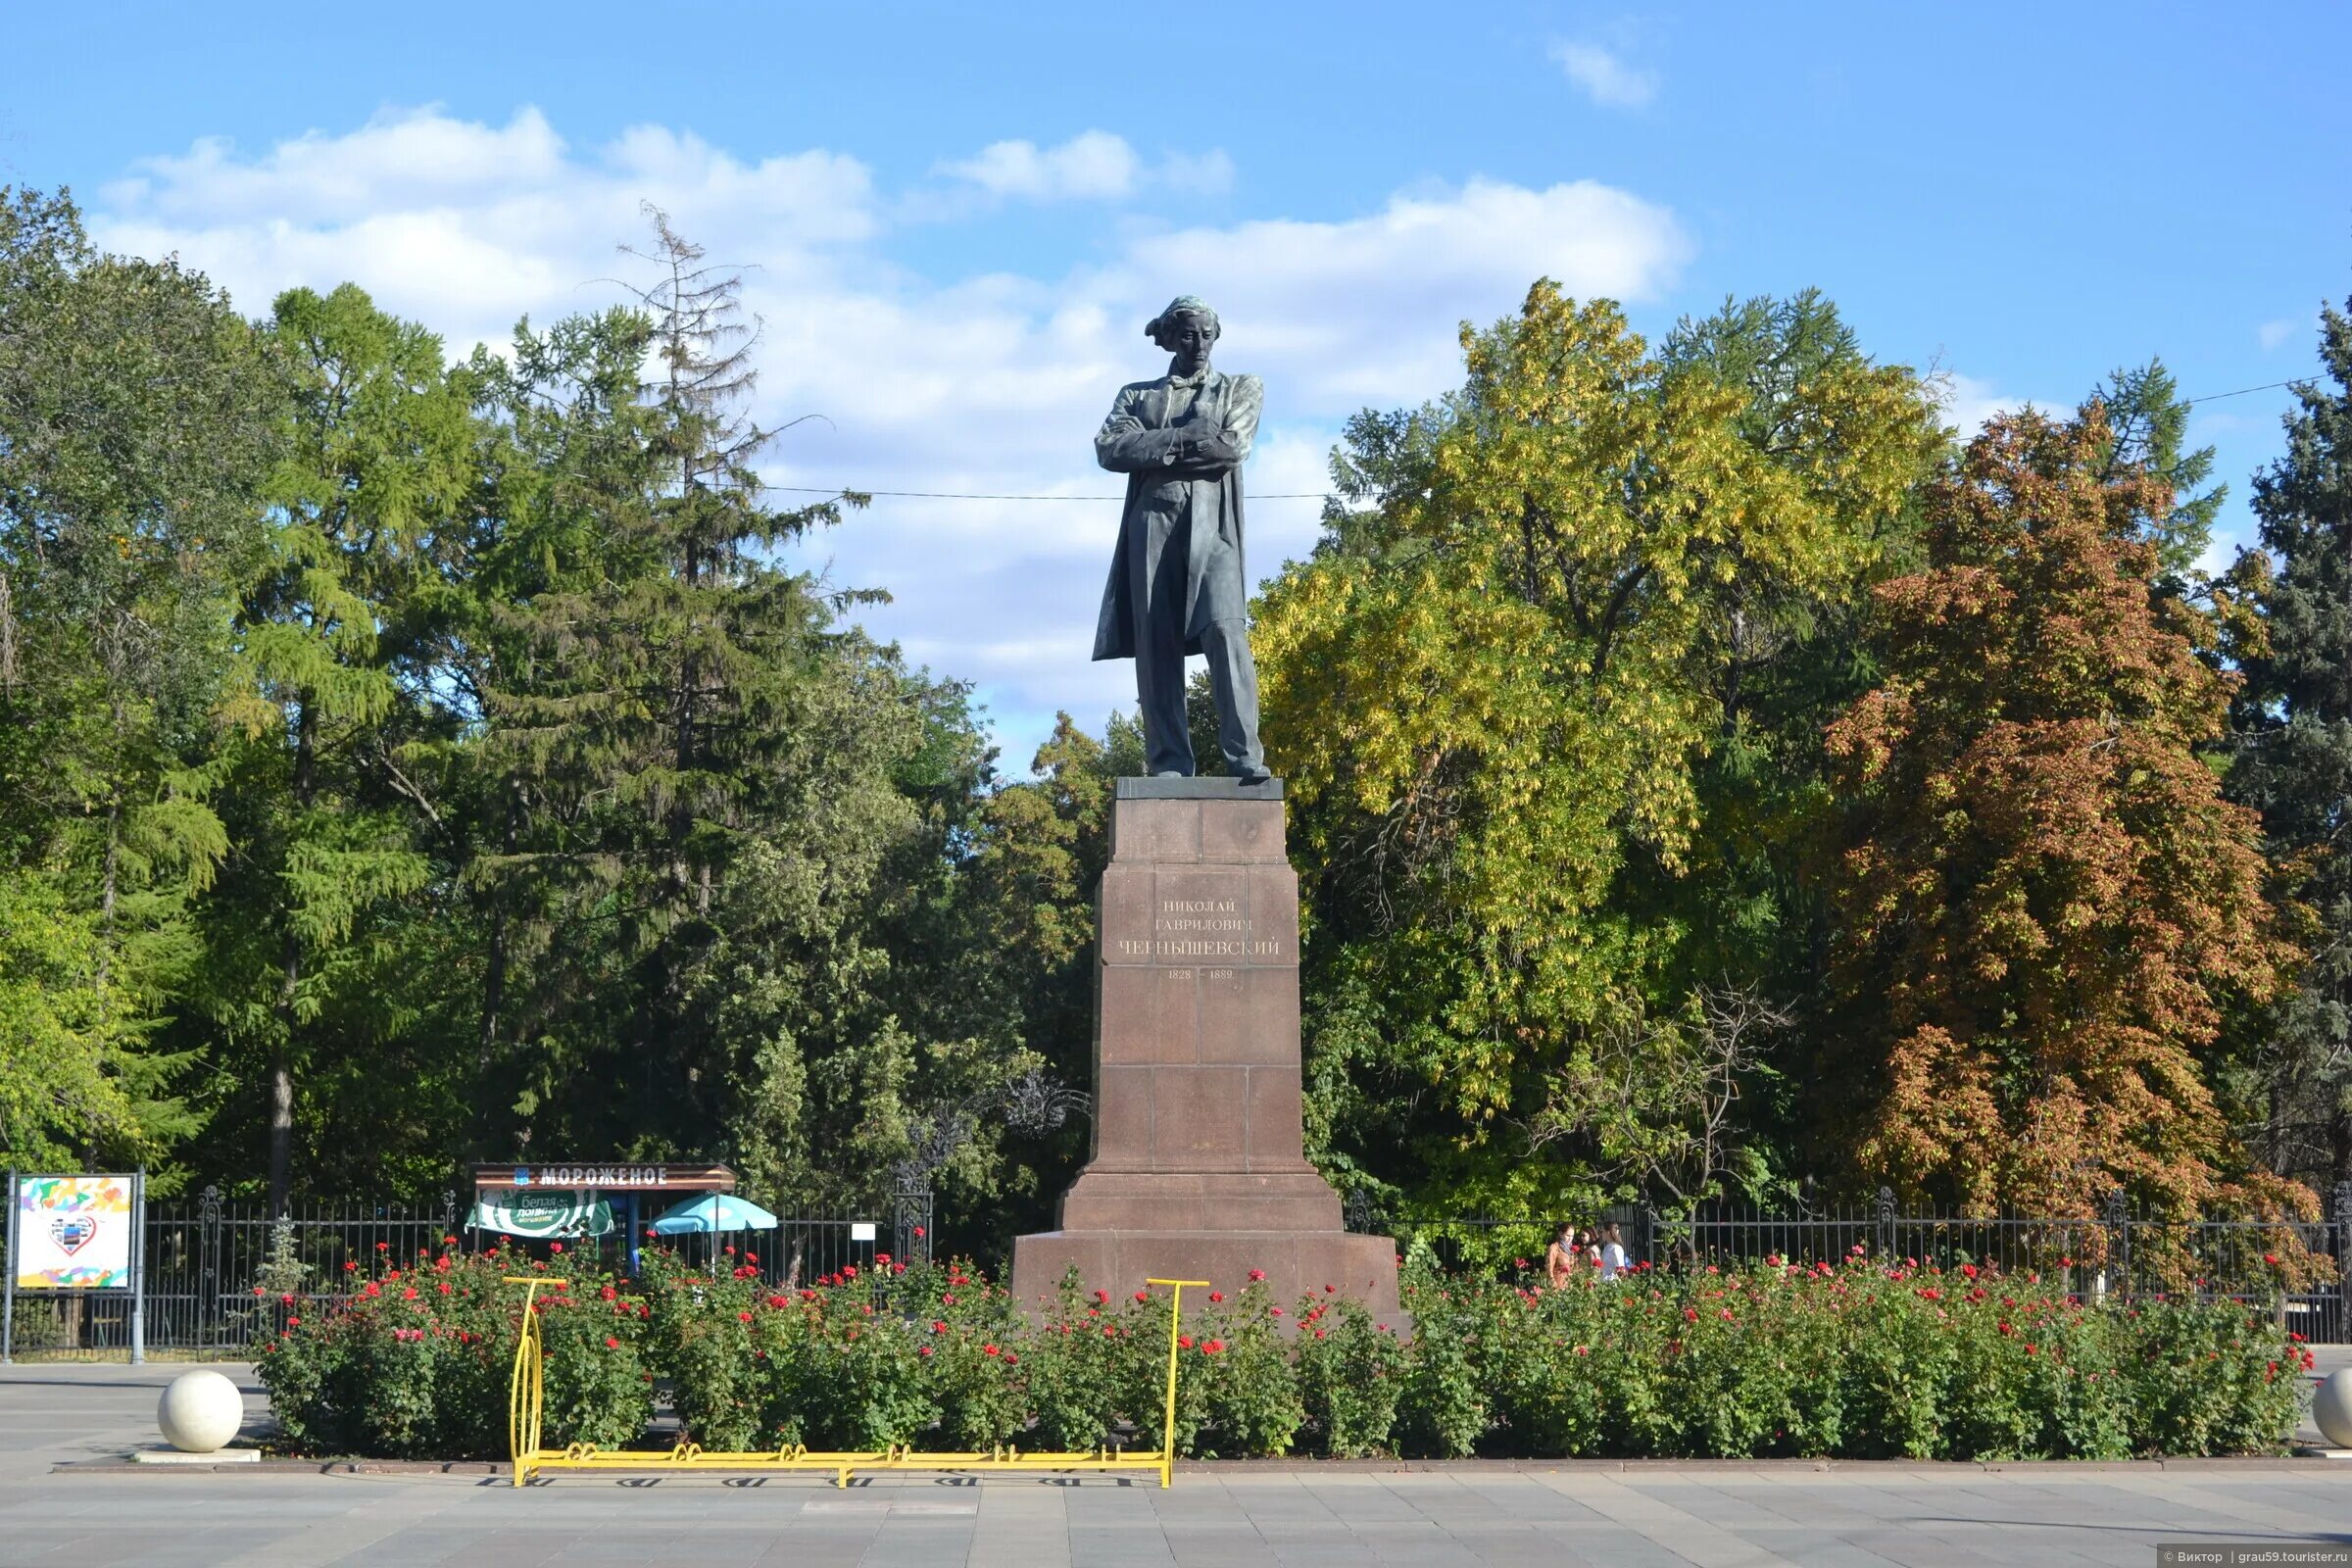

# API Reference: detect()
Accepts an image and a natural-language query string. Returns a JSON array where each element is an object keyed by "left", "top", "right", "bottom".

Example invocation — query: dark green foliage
[{"left": 2229, "top": 300, "right": 2352, "bottom": 1190}]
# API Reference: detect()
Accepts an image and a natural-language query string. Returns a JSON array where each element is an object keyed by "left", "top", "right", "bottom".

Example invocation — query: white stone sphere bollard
[
  {"left": 2316, "top": 1368, "right": 2352, "bottom": 1449},
  {"left": 157, "top": 1368, "right": 245, "bottom": 1453}
]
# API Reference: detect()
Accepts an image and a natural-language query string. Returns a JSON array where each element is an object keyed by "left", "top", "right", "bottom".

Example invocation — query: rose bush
[
  {"left": 260, "top": 1243, "right": 648, "bottom": 1458},
  {"left": 260, "top": 1244, "right": 2312, "bottom": 1461}
]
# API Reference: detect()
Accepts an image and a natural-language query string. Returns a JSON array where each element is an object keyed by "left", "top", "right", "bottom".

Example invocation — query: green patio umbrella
[{"left": 647, "top": 1193, "right": 778, "bottom": 1235}]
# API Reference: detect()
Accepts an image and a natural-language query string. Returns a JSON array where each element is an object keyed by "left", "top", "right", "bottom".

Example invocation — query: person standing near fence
[
  {"left": 1545, "top": 1224, "right": 1580, "bottom": 1290},
  {"left": 1596, "top": 1222, "right": 1630, "bottom": 1280}
]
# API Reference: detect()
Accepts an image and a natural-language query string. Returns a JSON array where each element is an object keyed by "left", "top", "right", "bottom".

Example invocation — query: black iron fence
[
  {"left": 3, "top": 1183, "right": 930, "bottom": 1360},
  {"left": 1349, "top": 1182, "right": 2352, "bottom": 1344}
]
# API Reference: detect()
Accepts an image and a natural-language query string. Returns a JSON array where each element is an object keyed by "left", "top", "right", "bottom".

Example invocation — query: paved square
[{"left": 3, "top": 1361, "right": 2345, "bottom": 1567}]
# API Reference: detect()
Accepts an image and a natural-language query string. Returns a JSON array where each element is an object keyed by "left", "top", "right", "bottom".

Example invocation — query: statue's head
[{"left": 1146, "top": 295, "right": 1220, "bottom": 374}]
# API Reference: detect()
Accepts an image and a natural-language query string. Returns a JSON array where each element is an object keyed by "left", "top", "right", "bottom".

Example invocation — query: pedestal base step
[{"left": 1008, "top": 1228, "right": 1399, "bottom": 1323}]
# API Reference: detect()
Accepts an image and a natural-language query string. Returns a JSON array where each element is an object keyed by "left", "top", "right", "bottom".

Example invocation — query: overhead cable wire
[
  {"left": 760, "top": 485, "right": 1332, "bottom": 501},
  {"left": 756, "top": 377, "right": 2310, "bottom": 505}
]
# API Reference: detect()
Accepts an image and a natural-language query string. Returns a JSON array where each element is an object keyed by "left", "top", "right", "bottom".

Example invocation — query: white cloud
[
  {"left": 2259, "top": 316, "right": 2302, "bottom": 352},
  {"left": 938, "top": 130, "right": 1140, "bottom": 202},
  {"left": 1551, "top": 40, "right": 1658, "bottom": 109},
  {"left": 928, "top": 131, "right": 1235, "bottom": 209},
  {"left": 88, "top": 107, "right": 1689, "bottom": 763}
]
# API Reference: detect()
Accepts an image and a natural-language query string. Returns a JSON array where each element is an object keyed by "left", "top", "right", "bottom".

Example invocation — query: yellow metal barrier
[{"left": 503, "top": 1274, "right": 1211, "bottom": 1488}]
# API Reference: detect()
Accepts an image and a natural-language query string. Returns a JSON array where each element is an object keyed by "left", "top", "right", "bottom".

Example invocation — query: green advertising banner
[{"left": 466, "top": 1189, "right": 615, "bottom": 1239}]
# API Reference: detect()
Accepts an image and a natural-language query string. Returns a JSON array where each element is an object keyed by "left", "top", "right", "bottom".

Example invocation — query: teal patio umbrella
[{"left": 648, "top": 1193, "right": 777, "bottom": 1235}]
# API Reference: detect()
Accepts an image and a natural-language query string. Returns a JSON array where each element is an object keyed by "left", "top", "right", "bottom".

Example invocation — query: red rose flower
[
  {"left": 983, "top": 1344, "right": 1001, "bottom": 1356},
  {"left": 738, "top": 1310, "right": 753, "bottom": 1322},
  {"left": 918, "top": 1345, "right": 933, "bottom": 1357},
  {"left": 1134, "top": 1290, "right": 1149, "bottom": 1302},
  {"left": 606, "top": 1337, "right": 621, "bottom": 1349},
  {"left": 550, "top": 1243, "right": 564, "bottom": 1254},
  {"left": 1208, "top": 1291, "right": 1223, "bottom": 1303},
  {"left": 1248, "top": 1269, "right": 1266, "bottom": 1282}
]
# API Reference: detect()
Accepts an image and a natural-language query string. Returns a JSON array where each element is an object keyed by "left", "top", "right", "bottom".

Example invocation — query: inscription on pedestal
[
  {"left": 1116, "top": 896, "right": 1283, "bottom": 962},
  {"left": 1010, "top": 783, "right": 1398, "bottom": 1321}
]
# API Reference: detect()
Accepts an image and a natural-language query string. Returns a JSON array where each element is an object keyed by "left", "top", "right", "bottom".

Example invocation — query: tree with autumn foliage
[{"left": 1821, "top": 407, "right": 2306, "bottom": 1220}]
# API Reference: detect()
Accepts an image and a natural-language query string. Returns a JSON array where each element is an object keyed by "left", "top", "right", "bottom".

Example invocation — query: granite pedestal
[{"left": 1010, "top": 777, "right": 1399, "bottom": 1320}]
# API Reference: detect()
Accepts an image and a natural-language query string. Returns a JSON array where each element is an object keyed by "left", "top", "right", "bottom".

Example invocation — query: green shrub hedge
[{"left": 258, "top": 1239, "right": 2315, "bottom": 1461}]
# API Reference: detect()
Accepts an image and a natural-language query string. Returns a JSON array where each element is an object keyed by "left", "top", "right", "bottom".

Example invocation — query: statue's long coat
[{"left": 1091, "top": 368, "right": 1263, "bottom": 661}]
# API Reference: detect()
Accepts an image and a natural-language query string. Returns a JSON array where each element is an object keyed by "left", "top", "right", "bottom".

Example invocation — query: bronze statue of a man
[{"left": 1092, "top": 295, "right": 1268, "bottom": 781}]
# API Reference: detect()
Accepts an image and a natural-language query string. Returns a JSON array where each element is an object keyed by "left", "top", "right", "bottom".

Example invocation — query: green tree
[
  {"left": 455, "top": 215, "right": 1010, "bottom": 1204},
  {"left": 1254, "top": 280, "right": 1935, "bottom": 1217},
  {"left": 1636, "top": 293, "right": 1947, "bottom": 1196},
  {"left": 191, "top": 283, "right": 476, "bottom": 1210},
  {"left": 1822, "top": 408, "right": 2298, "bottom": 1218},
  {"left": 2084, "top": 358, "right": 2226, "bottom": 584},
  {"left": 2229, "top": 298, "right": 2352, "bottom": 1191},
  {"left": 0, "top": 186, "right": 279, "bottom": 1171}
]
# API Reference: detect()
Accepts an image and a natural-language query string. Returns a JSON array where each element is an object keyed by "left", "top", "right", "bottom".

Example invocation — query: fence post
[
  {"left": 893, "top": 1172, "right": 931, "bottom": 1267},
  {"left": 2104, "top": 1190, "right": 2132, "bottom": 1300},
  {"left": 2333, "top": 1180, "right": 2352, "bottom": 1344},
  {"left": 128, "top": 1168, "right": 146, "bottom": 1366},
  {"left": 1875, "top": 1187, "right": 1895, "bottom": 1260},
  {"left": 196, "top": 1185, "right": 222, "bottom": 1351},
  {"left": 3, "top": 1170, "right": 17, "bottom": 1364}
]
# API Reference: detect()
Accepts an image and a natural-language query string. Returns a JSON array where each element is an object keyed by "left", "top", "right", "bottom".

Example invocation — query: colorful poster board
[
  {"left": 12, "top": 1174, "right": 136, "bottom": 1290},
  {"left": 466, "top": 1189, "right": 615, "bottom": 1240}
]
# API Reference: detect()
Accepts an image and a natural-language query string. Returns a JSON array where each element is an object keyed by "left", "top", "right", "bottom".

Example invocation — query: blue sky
[{"left": 7, "top": 1, "right": 2347, "bottom": 766}]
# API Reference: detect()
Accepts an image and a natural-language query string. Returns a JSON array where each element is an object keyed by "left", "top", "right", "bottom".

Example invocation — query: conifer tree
[
  {"left": 2084, "top": 357, "right": 2226, "bottom": 584},
  {"left": 2229, "top": 299, "right": 2352, "bottom": 1190},
  {"left": 198, "top": 284, "right": 475, "bottom": 1211},
  {"left": 469, "top": 213, "right": 932, "bottom": 1185}
]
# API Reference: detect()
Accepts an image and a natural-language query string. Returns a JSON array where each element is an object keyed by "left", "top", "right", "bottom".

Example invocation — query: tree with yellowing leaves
[{"left": 1822, "top": 408, "right": 2306, "bottom": 1220}]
